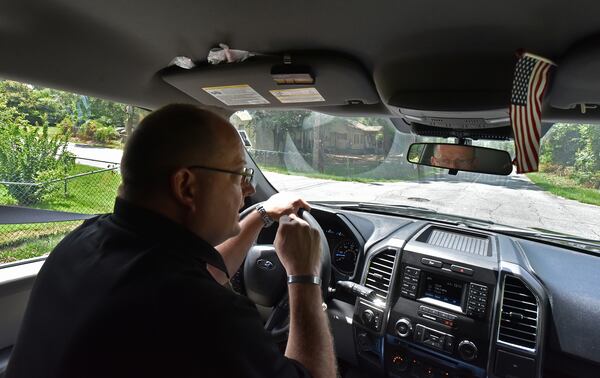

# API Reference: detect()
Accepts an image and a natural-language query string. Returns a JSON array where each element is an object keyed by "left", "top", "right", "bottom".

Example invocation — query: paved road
[
  {"left": 265, "top": 172, "right": 600, "bottom": 240},
  {"left": 67, "top": 143, "right": 123, "bottom": 168},
  {"left": 67, "top": 143, "right": 600, "bottom": 240}
]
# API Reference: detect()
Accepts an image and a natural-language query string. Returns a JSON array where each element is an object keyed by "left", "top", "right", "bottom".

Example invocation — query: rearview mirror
[{"left": 407, "top": 143, "right": 513, "bottom": 175}]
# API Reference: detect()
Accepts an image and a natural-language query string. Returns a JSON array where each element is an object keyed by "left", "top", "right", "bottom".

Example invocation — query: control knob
[
  {"left": 395, "top": 318, "right": 413, "bottom": 338},
  {"left": 362, "top": 309, "right": 375, "bottom": 325},
  {"left": 458, "top": 340, "right": 478, "bottom": 361}
]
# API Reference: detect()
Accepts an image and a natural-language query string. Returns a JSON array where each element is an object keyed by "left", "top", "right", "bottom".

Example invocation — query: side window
[{"left": 0, "top": 79, "right": 148, "bottom": 265}]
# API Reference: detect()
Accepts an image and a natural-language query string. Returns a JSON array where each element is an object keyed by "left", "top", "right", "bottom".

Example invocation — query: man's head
[
  {"left": 120, "top": 104, "right": 255, "bottom": 245},
  {"left": 431, "top": 144, "right": 478, "bottom": 171}
]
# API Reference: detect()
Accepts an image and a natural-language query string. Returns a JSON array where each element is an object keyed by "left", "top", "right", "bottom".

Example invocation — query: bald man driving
[{"left": 7, "top": 104, "right": 336, "bottom": 378}]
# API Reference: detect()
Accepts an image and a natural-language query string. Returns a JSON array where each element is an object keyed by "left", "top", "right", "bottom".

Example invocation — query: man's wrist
[{"left": 255, "top": 204, "right": 275, "bottom": 228}]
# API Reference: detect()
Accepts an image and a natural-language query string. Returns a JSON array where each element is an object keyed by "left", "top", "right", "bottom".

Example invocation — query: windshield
[{"left": 231, "top": 110, "right": 600, "bottom": 241}]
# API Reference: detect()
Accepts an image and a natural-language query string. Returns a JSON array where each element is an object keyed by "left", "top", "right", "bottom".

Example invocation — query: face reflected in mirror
[
  {"left": 431, "top": 144, "right": 478, "bottom": 171},
  {"left": 406, "top": 142, "right": 513, "bottom": 175}
]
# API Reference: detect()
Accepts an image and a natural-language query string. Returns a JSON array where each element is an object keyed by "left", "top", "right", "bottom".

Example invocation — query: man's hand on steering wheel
[
  {"left": 274, "top": 214, "right": 322, "bottom": 277},
  {"left": 261, "top": 193, "right": 311, "bottom": 221}
]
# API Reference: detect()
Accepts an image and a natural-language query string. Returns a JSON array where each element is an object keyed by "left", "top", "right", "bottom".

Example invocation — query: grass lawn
[
  {"left": 0, "top": 232, "right": 72, "bottom": 264},
  {"left": 0, "top": 164, "right": 121, "bottom": 264},
  {"left": 527, "top": 172, "right": 600, "bottom": 206}
]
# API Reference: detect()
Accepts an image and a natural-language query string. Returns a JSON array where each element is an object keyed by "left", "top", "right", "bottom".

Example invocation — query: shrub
[
  {"left": 77, "top": 120, "right": 119, "bottom": 144},
  {"left": 0, "top": 122, "right": 74, "bottom": 205},
  {"left": 78, "top": 119, "right": 102, "bottom": 140},
  {"left": 57, "top": 117, "right": 75, "bottom": 136},
  {"left": 94, "top": 126, "right": 119, "bottom": 144}
]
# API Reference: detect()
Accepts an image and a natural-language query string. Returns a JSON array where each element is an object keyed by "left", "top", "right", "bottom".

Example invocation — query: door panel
[{"left": 0, "top": 258, "right": 45, "bottom": 375}]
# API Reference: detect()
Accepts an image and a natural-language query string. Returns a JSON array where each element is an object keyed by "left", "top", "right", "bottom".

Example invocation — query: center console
[{"left": 354, "top": 225, "right": 500, "bottom": 378}]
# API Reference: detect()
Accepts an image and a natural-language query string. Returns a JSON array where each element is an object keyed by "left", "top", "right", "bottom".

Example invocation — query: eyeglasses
[{"left": 187, "top": 165, "right": 255, "bottom": 185}]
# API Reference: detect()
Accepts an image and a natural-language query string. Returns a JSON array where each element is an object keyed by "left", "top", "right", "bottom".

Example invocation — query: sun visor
[
  {"left": 547, "top": 36, "right": 600, "bottom": 110},
  {"left": 161, "top": 53, "right": 379, "bottom": 109}
]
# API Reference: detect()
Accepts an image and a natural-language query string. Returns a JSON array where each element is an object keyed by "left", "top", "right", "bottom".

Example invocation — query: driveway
[{"left": 66, "top": 143, "right": 600, "bottom": 240}]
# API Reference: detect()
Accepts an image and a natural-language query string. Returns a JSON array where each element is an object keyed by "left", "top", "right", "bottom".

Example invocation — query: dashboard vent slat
[
  {"left": 498, "top": 276, "right": 539, "bottom": 351},
  {"left": 364, "top": 249, "right": 397, "bottom": 302}
]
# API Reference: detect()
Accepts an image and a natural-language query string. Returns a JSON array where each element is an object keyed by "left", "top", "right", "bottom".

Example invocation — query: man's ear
[{"left": 170, "top": 169, "right": 197, "bottom": 211}]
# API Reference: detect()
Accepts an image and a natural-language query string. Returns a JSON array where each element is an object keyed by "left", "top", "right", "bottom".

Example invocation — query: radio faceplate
[
  {"left": 400, "top": 265, "right": 490, "bottom": 320},
  {"left": 388, "top": 252, "right": 497, "bottom": 370}
]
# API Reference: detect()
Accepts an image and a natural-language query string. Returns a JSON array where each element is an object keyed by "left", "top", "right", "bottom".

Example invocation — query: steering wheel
[{"left": 239, "top": 204, "right": 331, "bottom": 340}]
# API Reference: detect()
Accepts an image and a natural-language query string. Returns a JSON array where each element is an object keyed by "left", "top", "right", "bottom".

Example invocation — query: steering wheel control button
[
  {"left": 421, "top": 258, "right": 442, "bottom": 268},
  {"left": 458, "top": 340, "right": 478, "bottom": 361},
  {"left": 450, "top": 264, "right": 474, "bottom": 276},
  {"left": 395, "top": 318, "right": 413, "bottom": 337}
]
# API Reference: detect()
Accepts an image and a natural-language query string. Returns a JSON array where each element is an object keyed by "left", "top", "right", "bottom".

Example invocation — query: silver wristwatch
[{"left": 256, "top": 204, "right": 274, "bottom": 228}]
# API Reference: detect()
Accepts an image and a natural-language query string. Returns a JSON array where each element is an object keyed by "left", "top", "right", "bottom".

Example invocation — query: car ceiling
[{"left": 2, "top": 0, "right": 600, "bottom": 121}]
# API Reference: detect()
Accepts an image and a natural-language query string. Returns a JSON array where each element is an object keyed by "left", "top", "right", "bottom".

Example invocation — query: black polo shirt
[{"left": 7, "top": 198, "right": 310, "bottom": 378}]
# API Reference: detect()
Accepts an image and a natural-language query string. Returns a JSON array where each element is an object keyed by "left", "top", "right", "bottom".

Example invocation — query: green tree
[
  {"left": 541, "top": 124, "right": 585, "bottom": 166},
  {"left": 247, "top": 110, "right": 310, "bottom": 151},
  {"left": 0, "top": 81, "right": 71, "bottom": 126},
  {"left": 0, "top": 120, "right": 74, "bottom": 205}
]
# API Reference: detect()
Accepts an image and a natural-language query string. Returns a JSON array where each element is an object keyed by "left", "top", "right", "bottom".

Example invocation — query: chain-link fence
[{"left": 0, "top": 157, "right": 121, "bottom": 264}]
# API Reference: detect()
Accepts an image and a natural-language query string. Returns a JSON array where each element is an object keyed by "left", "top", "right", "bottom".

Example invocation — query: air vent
[
  {"left": 498, "top": 276, "right": 539, "bottom": 350},
  {"left": 364, "top": 249, "right": 397, "bottom": 302}
]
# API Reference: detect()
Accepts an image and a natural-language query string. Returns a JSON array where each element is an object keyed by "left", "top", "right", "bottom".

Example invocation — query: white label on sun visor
[
  {"left": 269, "top": 88, "right": 325, "bottom": 103},
  {"left": 202, "top": 85, "right": 270, "bottom": 106}
]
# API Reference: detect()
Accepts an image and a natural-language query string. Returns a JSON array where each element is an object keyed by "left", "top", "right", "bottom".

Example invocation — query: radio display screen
[{"left": 421, "top": 273, "right": 465, "bottom": 306}]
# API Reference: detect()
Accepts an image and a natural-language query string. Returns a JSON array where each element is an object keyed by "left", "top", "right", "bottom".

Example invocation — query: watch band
[
  {"left": 256, "top": 204, "right": 274, "bottom": 228},
  {"left": 287, "top": 275, "right": 322, "bottom": 286}
]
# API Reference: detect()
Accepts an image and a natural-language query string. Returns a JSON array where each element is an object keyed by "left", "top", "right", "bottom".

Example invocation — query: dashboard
[{"left": 251, "top": 205, "right": 600, "bottom": 378}]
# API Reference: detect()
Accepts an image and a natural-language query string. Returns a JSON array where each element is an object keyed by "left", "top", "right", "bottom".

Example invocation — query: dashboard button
[
  {"left": 444, "top": 335, "right": 455, "bottom": 351},
  {"left": 421, "top": 258, "right": 442, "bottom": 268},
  {"left": 415, "top": 325, "right": 425, "bottom": 340},
  {"left": 450, "top": 264, "right": 474, "bottom": 276}
]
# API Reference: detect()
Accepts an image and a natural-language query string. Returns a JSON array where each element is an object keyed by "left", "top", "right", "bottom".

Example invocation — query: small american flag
[{"left": 510, "top": 52, "right": 555, "bottom": 173}]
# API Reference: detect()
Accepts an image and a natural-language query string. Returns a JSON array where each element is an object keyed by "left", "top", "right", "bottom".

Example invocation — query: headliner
[{"left": 1, "top": 0, "right": 599, "bottom": 115}]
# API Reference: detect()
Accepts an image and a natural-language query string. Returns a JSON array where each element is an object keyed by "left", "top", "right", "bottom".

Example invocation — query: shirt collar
[{"left": 111, "top": 197, "right": 229, "bottom": 278}]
